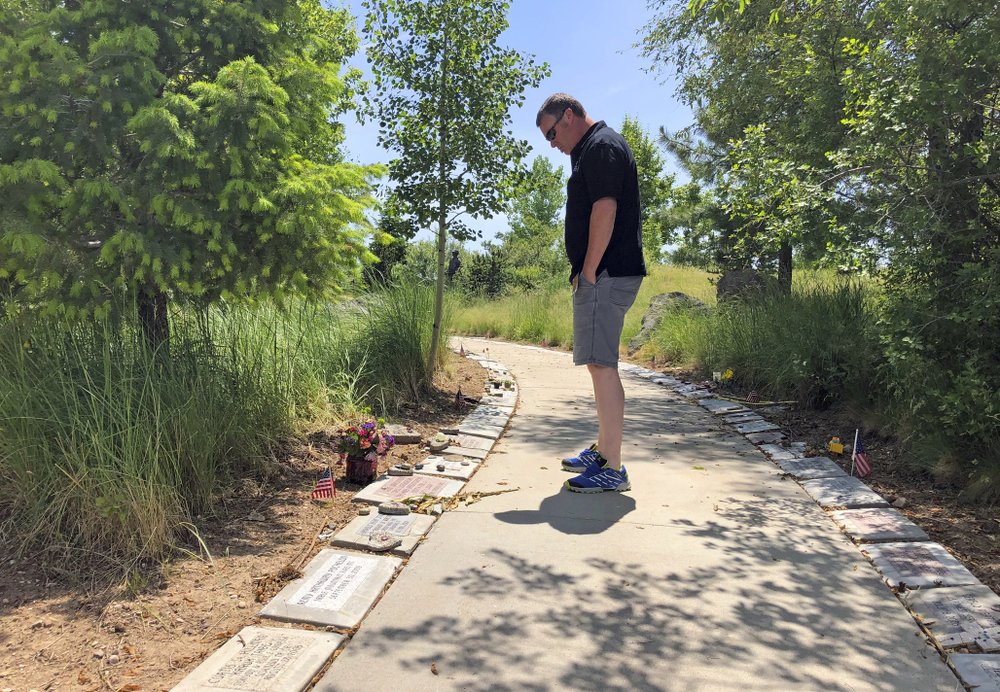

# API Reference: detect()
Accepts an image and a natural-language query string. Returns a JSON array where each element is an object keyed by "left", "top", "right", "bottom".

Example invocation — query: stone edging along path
[
  {"left": 171, "top": 341, "right": 1000, "bottom": 692},
  {"left": 170, "top": 346, "right": 519, "bottom": 691}
]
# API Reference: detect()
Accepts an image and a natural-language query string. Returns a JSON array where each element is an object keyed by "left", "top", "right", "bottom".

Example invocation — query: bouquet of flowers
[{"left": 337, "top": 420, "right": 395, "bottom": 485}]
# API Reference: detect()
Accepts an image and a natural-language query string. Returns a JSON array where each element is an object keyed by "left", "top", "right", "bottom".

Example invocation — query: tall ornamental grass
[{"left": 0, "top": 286, "right": 438, "bottom": 571}]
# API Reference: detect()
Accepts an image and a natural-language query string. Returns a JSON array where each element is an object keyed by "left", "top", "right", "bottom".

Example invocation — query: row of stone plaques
[
  {"left": 741, "top": 405, "right": 1000, "bottom": 686},
  {"left": 171, "top": 348, "right": 512, "bottom": 691},
  {"left": 630, "top": 359, "right": 1000, "bottom": 688}
]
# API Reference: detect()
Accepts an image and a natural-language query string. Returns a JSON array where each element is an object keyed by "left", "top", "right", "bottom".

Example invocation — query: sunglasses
[{"left": 545, "top": 110, "right": 566, "bottom": 141}]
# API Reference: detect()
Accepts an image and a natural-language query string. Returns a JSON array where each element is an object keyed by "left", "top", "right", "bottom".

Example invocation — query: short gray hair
[{"left": 536, "top": 93, "right": 586, "bottom": 126}]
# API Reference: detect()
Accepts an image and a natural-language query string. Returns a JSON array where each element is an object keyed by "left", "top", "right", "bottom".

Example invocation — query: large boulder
[
  {"left": 628, "top": 292, "right": 706, "bottom": 353},
  {"left": 716, "top": 268, "right": 774, "bottom": 302}
]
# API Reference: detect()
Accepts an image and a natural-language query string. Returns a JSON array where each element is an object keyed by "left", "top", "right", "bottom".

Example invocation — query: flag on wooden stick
[
  {"left": 852, "top": 429, "right": 871, "bottom": 478},
  {"left": 311, "top": 466, "right": 335, "bottom": 499}
]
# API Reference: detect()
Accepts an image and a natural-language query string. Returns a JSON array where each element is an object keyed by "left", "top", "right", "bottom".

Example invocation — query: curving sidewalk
[{"left": 173, "top": 337, "right": 998, "bottom": 691}]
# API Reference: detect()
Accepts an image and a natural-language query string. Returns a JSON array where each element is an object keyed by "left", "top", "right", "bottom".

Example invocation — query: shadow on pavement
[{"left": 494, "top": 492, "right": 637, "bottom": 534}]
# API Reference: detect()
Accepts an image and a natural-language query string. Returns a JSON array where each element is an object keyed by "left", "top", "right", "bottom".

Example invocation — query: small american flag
[
  {"left": 311, "top": 467, "right": 335, "bottom": 499},
  {"left": 852, "top": 431, "right": 871, "bottom": 478}
]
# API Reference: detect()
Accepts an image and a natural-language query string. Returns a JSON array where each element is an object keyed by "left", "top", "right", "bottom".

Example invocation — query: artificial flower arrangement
[{"left": 337, "top": 419, "right": 396, "bottom": 485}]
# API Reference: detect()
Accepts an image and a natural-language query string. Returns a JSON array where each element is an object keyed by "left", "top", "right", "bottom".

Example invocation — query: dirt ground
[
  {"left": 0, "top": 350, "right": 490, "bottom": 692},
  {"left": 2, "top": 347, "right": 998, "bottom": 691}
]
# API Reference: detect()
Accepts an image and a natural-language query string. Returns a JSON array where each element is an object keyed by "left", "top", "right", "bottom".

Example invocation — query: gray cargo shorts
[{"left": 572, "top": 270, "right": 643, "bottom": 367}]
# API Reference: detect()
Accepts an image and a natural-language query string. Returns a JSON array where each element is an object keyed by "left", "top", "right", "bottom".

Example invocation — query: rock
[
  {"left": 387, "top": 465, "right": 413, "bottom": 476},
  {"left": 428, "top": 433, "right": 450, "bottom": 452},
  {"left": 246, "top": 511, "right": 265, "bottom": 522},
  {"left": 378, "top": 501, "right": 410, "bottom": 516},
  {"left": 236, "top": 601, "right": 247, "bottom": 609},
  {"left": 627, "top": 292, "right": 707, "bottom": 353},
  {"left": 414, "top": 463, "right": 424, "bottom": 470},
  {"left": 384, "top": 424, "right": 421, "bottom": 445},
  {"left": 357, "top": 506, "right": 371, "bottom": 515},
  {"left": 367, "top": 531, "right": 402, "bottom": 552},
  {"left": 436, "top": 464, "right": 446, "bottom": 472},
  {"left": 107, "top": 654, "right": 120, "bottom": 665},
  {"left": 93, "top": 650, "right": 105, "bottom": 660},
  {"left": 891, "top": 497, "right": 908, "bottom": 508},
  {"left": 717, "top": 268, "right": 775, "bottom": 302},
  {"left": 430, "top": 503, "right": 444, "bottom": 516},
  {"left": 460, "top": 460, "right": 470, "bottom": 466}
]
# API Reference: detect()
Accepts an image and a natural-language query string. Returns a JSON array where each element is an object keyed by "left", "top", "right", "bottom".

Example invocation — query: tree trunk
[
  {"left": 425, "top": 25, "right": 449, "bottom": 378},
  {"left": 138, "top": 287, "right": 170, "bottom": 354},
  {"left": 777, "top": 240, "right": 792, "bottom": 295}
]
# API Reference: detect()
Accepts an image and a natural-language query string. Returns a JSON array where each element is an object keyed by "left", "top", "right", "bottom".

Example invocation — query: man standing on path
[{"left": 536, "top": 93, "right": 646, "bottom": 493}]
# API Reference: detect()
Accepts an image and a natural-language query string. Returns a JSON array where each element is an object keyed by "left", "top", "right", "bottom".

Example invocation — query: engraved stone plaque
[
  {"left": 673, "top": 384, "right": 702, "bottom": 394},
  {"left": 735, "top": 420, "right": 780, "bottom": 434},
  {"left": 458, "top": 422, "right": 504, "bottom": 439},
  {"left": 950, "top": 654, "right": 1000, "bottom": 691},
  {"left": 260, "top": 550, "right": 401, "bottom": 628},
  {"left": 776, "top": 456, "right": 847, "bottom": 480},
  {"left": 481, "top": 391, "right": 517, "bottom": 407},
  {"left": 758, "top": 444, "right": 802, "bottom": 461},
  {"left": 462, "top": 411, "right": 509, "bottom": 428},
  {"left": 863, "top": 542, "right": 980, "bottom": 589},
  {"left": 352, "top": 474, "right": 465, "bottom": 505},
  {"left": 454, "top": 434, "right": 494, "bottom": 451},
  {"left": 383, "top": 424, "right": 421, "bottom": 445},
  {"left": 747, "top": 430, "right": 787, "bottom": 444},
  {"left": 172, "top": 626, "right": 343, "bottom": 692},
  {"left": 801, "top": 476, "right": 888, "bottom": 509},
  {"left": 442, "top": 445, "right": 489, "bottom": 460},
  {"left": 413, "top": 455, "right": 478, "bottom": 481},
  {"left": 468, "top": 404, "right": 512, "bottom": 420},
  {"left": 331, "top": 512, "right": 435, "bottom": 557},
  {"left": 830, "top": 508, "right": 929, "bottom": 543},
  {"left": 723, "top": 412, "right": 764, "bottom": 424},
  {"left": 698, "top": 398, "right": 749, "bottom": 415},
  {"left": 684, "top": 389, "right": 714, "bottom": 399},
  {"left": 907, "top": 585, "right": 1000, "bottom": 651}
]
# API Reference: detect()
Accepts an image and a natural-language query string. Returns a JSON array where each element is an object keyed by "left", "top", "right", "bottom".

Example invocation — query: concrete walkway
[{"left": 319, "top": 338, "right": 959, "bottom": 691}]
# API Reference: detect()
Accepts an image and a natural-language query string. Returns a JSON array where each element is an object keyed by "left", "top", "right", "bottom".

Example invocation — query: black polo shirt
[{"left": 565, "top": 121, "right": 646, "bottom": 282}]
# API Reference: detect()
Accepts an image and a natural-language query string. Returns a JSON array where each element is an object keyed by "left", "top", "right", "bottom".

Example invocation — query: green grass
[
  {"left": 449, "top": 264, "right": 717, "bottom": 348},
  {"left": 0, "top": 286, "right": 440, "bottom": 572}
]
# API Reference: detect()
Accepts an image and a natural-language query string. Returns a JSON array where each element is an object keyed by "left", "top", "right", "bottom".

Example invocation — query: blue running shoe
[
  {"left": 565, "top": 464, "right": 631, "bottom": 493},
  {"left": 561, "top": 444, "right": 601, "bottom": 472}
]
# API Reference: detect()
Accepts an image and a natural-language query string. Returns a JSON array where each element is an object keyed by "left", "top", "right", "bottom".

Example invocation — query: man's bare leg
[{"left": 588, "top": 363, "right": 624, "bottom": 471}]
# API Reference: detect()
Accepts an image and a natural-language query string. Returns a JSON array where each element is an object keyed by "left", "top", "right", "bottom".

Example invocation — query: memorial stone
[
  {"left": 443, "top": 445, "right": 489, "bottom": 460},
  {"left": 747, "top": 430, "right": 787, "bottom": 444},
  {"left": 723, "top": 412, "right": 764, "bottom": 424},
  {"left": 698, "top": 398, "right": 748, "bottom": 415},
  {"left": 776, "top": 456, "right": 847, "bottom": 480},
  {"left": 758, "top": 444, "right": 801, "bottom": 461},
  {"left": 383, "top": 424, "right": 421, "bottom": 445},
  {"left": 863, "top": 542, "right": 981, "bottom": 589},
  {"left": 950, "top": 655, "right": 1000, "bottom": 692},
  {"left": 413, "top": 455, "right": 478, "bottom": 480},
  {"left": 801, "top": 476, "right": 888, "bottom": 509},
  {"left": 260, "top": 550, "right": 402, "bottom": 629},
  {"left": 332, "top": 512, "right": 435, "bottom": 556},
  {"left": 454, "top": 434, "right": 494, "bottom": 451},
  {"left": 353, "top": 474, "right": 465, "bottom": 505},
  {"left": 829, "top": 508, "right": 929, "bottom": 543},
  {"left": 171, "top": 626, "right": 343, "bottom": 692},
  {"left": 458, "top": 422, "right": 504, "bottom": 439},
  {"left": 735, "top": 420, "right": 780, "bottom": 434},
  {"left": 906, "top": 585, "right": 1000, "bottom": 651}
]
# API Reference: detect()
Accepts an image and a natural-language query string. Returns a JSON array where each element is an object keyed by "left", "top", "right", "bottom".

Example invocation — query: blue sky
[{"left": 334, "top": 0, "right": 694, "bottom": 245}]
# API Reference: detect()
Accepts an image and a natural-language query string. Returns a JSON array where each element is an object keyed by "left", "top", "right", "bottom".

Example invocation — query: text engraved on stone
[
  {"left": 206, "top": 634, "right": 307, "bottom": 691},
  {"left": 358, "top": 514, "right": 415, "bottom": 537},
  {"left": 289, "top": 554, "right": 377, "bottom": 611},
  {"left": 372, "top": 475, "right": 449, "bottom": 499}
]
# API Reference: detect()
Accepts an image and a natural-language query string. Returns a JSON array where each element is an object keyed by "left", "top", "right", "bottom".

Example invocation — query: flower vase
[{"left": 346, "top": 454, "right": 378, "bottom": 486}]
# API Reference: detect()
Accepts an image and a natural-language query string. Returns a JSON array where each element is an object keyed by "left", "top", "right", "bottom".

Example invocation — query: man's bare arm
[{"left": 581, "top": 196, "right": 618, "bottom": 283}]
